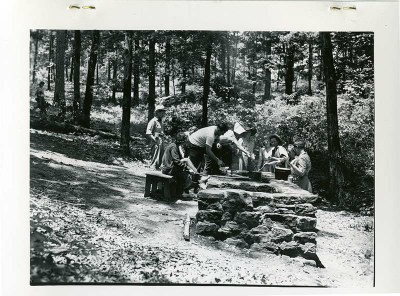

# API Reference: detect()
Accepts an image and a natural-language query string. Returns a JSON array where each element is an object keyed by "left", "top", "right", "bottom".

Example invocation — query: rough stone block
[
  {"left": 207, "top": 202, "right": 223, "bottom": 212},
  {"left": 208, "top": 177, "right": 275, "bottom": 193},
  {"left": 195, "top": 221, "right": 219, "bottom": 236},
  {"left": 234, "top": 211, "right": 261, "bottom": 229},
  {"left": 253, "top": 205, "right": 274, "bottom": 213},
  {"left": 217, "top": 221, "right": 241, "bottom": 239},
  {"left": 255, "top": 226, "right": 293, "bottom": 244},
  {"left": 271, "top": 193, "right": 318, "bottom": 205},
  {"left": 293, "top": 232, "right": 317, "bottom": 244},
  {"left": 262, "top": 213, "right": 298, "bottom": 230},
  {"left": 279, "top": 241, "right": 302, "bottom": 257},
  {"left": 224, "top": 237, "right": 248, "bottom": 248},
  {"left": 196, "top": 210, "right": 223, "bottom": 224},
  {"left": 260, "top": 242, "right": 280, "bottom": 254},
  {"left": 297, "top": 216, "right": 317, "bottom": 231},
  {"left": 299, "top": 242, "right": 324, "bottom": 268},
  {"left": 197, "top": 189, "right": 225, "bottom": 203},
  {"left": 221, "top": 212, "right": 233, "bottom": 223},
  {"left": 274, "top": 203, "right": 317, "bottom": 217},
  {"left": 250, "top": 224, "right": 272, "bottom": 235},
  {"left": 250, "top": 192, "right": 275, "bottom": 207}
]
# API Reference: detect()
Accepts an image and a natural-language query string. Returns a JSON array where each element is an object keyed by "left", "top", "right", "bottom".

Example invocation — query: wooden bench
[{"left": 144, "top": 171, "right": 177, "bottom": 200}]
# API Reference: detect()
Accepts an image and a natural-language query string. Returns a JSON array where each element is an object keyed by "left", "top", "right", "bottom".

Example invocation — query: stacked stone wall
[{"left": 195, "top": 176, "right": 324, "bottom": 267}]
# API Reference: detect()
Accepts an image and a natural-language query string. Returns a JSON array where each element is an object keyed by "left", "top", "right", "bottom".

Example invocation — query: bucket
[
  {"left": 275, "top": 167, "right": 291, "bottom": 180},
  {"left": 249, "top": 171, "right": 262, "bottom": 181}
]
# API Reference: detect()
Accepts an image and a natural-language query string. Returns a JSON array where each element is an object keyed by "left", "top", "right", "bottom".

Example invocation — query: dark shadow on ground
[{"left": 30, "top": 154, "right": 145, "bottom": 210}]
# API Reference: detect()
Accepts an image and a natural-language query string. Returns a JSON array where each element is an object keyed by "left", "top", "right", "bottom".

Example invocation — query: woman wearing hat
[
  {"left": 146, "top": 105, "right": 167, "bottom": 169},
  {"left": 289, "top": 140, "right": 312, "bottom": 192},
  {"left": 261, "top": 134, "right": 288, "bottom": 172}
]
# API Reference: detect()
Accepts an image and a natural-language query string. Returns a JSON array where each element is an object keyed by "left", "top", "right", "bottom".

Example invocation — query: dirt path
[{"left": 30, "top": 129, "right": 374, "bottom": 286}]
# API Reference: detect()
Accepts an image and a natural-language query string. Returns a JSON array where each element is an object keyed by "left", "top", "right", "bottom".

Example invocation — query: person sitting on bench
[{"left": 161, "top": 132, "right": 199, "bottom": 197}]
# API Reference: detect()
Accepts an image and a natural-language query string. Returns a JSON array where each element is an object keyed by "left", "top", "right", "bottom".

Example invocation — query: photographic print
[{"left": 29, "top": 30, "right": 374, "bottom": 287}]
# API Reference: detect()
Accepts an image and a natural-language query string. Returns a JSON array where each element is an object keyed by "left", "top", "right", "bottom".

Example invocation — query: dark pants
[
  {"left": 162, "top": 167, "right": 191, "bottom": 196},
  {"left": 204, "top": 143, "right": 234, "bottom": 175},
  {"left": 186, "top": 141, "right": 206, "bottom": 171}
]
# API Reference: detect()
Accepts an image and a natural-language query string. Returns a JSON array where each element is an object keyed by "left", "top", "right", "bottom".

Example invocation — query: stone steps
[{"left": 195, "top": 177, "right": 324, "bottom": 267}]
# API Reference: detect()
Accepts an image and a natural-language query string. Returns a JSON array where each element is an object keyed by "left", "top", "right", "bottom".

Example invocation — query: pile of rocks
[{"left": 195, "top": 175, "right": 324, "bottom": 267}]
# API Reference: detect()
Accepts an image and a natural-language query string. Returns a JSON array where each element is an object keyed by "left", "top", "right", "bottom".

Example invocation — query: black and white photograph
[{"left": 28, "top": 29, "right": 375, "bottom": 287}]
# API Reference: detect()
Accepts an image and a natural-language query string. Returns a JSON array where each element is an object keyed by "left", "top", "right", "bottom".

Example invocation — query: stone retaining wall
[{"left": 195, "top": 175, "right": 324, "bottom": 267}]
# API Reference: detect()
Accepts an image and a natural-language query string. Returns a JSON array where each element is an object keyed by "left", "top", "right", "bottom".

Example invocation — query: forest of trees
[{"left": 29, "top": 30, "right": 374, "bottom": 210}]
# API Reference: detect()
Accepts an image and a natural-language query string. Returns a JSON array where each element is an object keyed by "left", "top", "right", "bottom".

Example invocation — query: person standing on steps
[{"left": 146, "top": 105, "right": 167, "bottom": 169}]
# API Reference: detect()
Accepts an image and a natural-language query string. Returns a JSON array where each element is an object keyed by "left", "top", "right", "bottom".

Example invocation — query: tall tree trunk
[
  {"left": 96, "top": 63, "right": 99, "bottom": 85},
  {"left": 107, "top": 59, "right": 111, "bottom": 83},
  {"left": 73, "top": 30, "right": 81, "bottom": 123},
  {"left": 231, "top": 32, "right": 239, "bottom": 84},
  {"left": 164, "top": 40, "right": 171, "bottom": 96},
  {"left": 285, "top": 45, "right": 295, "bottom": 95},
  {"left": 181, "top": 66, "right": 186, "bottom": 94},
  {"left": 220, "top": 36, "right": 226, "bottom": 82},
  {"left": 81, "top": 30, "right": 100, "bottom": 128},
  {"left": 202, "top": 34, "right": 213, "bottom": 127},
  {"left": 226, "top": 34, "right": 231, "bottom": 85},
  {"left": 111, "top": 58, "right": 117, "bottom": 104},
  {"left": 47, "top": 31, "right": 53, "bottom": 91},
  {"left": 121, "top": 32, "right": 133, "bottom": 155},
  {"left": 148, "top": 38, "right": 156, "bottom": 121},
  {"left": 307, "top": 41, "right": 313, "bottom": 95},
  {"left": 263, "top": 34, "right": 272, "bottom": 102},
  {"left": 32, "top": 31, "right": 39, "bottom": 84},
  {"left": 133, "top": 38, "right": 140, "bottom": 106},
  {"left": 320, "top": 32, "right": 344, "bottom": 203},
  {"left": 54, "top": 30, "right": 66, "bottom": 117},
  {"left": 318, "top": 47, "right": 324, "bottom": 81},
  {"left": 69, "top": 56, "right": 74, "bottom": 82}
]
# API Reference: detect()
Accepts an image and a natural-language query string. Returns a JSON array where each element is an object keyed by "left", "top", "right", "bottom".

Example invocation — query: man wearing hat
[
  {"left": 146, "top": 105, "right": 167, "bottom": 169},
  {"left": 261, "top": 134, "right": 288, "bottom": 172}
]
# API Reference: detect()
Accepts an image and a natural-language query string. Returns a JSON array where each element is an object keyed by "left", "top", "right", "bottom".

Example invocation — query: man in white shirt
[{"left": 186, "top": 122, "right": 231, "bottom": 172}]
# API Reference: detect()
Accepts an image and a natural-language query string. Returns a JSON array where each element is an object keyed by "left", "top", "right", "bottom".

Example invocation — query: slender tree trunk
[
  {"left": 285, "top": 45, "right": 295, "bottom": 95},
  {"left": 318, "top": 47, "right": 324, "bottom": 81},
  {"left": 111, "top": 59, "right": 117, "bottom": 104},
  {"left": 69, "top": 56, "right": 74, "bottom": 82},
  {"left": 54, "top": 30, "right": 66, "bottom": 117},
  {"left": 226, "top": 34, "right": 231, "bottom": 85},
  {"left": 73, "top": 30, "right": 81, "bottom": 123},
  {"left": 133, "top": 38, "right": 140, "bottom": 106},
  {"left": 220, "top": 37, "right": 226, "bottom": 82},
  {"left": 81, "top": 30, "right": 100, "bottom": 128},
  {"left": 320, "top": 32, "right": 344, "bottom": 203},
  {"left": 96, "top": 63, "right": 99, "bottom": 85},
  {"left": 231, "top": 32, "right": 239, "bottom": 84},
  {"left": 47, "top": 31, "right": 53, "bottom": 91},
  {"left": 148, "top": 38, "right": 156, "bottom": 121},
  {"left": 202, "top": 34, "right": 213, "bottom": 127},
  {"left": 181, "top": 66, "right": 186, "bottom": 94},
  {"left": 263, "top": 34, "right": 272, "bottom": 102},
  {"left": 121, "top": 32, "right": 133, "bottom": 155},
  {"left": 32, "top": 32, "right": 39, "bottom": 84},
  {"left": 107, "top": 59, "right": 111, "bottom": 83},
  {"left": 308, "top": 41, "right": 313, "bottom": 95},
  {"left": 164, "top": 40, "right": 171, "bottom": 96}
]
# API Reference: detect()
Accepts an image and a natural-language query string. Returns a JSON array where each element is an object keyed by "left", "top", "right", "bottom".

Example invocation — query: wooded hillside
[{"left": 30, "top": 30, "right": 374, "bottom": 211}]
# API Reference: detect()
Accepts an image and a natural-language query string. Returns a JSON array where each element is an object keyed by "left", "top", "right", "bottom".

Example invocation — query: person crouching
[{"left": 161, "top": 132, "right": 199, "bottom": 197}]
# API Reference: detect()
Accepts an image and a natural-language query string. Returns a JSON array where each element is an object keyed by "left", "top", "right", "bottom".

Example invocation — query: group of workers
[{"left": 146, "top": 105, "right": 313, "bottom": 197}]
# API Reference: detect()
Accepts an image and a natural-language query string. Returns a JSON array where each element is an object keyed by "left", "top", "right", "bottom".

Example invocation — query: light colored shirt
[
  {"left": 146, "top": 117, "right": 163, "bottom": 137},
  {"left": 188, "top": 126, "right": 217, "bottom": 148}
]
